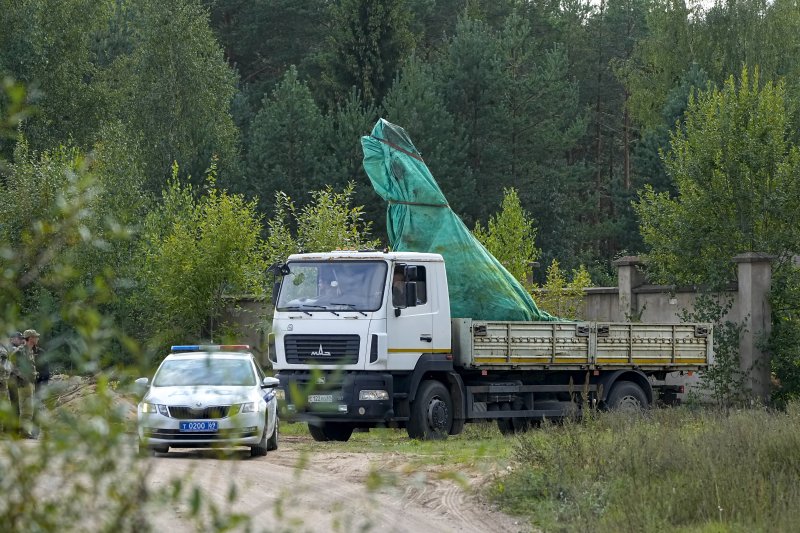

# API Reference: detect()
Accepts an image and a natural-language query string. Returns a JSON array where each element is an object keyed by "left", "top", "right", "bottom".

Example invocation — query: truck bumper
[{"left": 276, "top": 371, "right": 395, "bottom": 424}]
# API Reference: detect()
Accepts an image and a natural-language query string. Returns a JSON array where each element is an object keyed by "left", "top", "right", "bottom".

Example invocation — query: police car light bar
[{"left": 171, "top": 344, "right": 251, "bottom": 352}]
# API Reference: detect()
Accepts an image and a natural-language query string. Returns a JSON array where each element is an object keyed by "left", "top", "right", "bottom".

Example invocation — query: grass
[
  {"left": 493, "top": 405, "right": 800, "bottom": 533},
  {"left": 282, "top": 419, "right": 514, "bottom": 472}
]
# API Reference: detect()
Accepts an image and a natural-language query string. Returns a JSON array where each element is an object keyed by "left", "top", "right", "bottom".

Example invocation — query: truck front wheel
[
  {"left": 308, "top": 422, "right": 354, "bottom": 442},
  {"left": 407, "top": 380, "right": 453, "bottom": 440}
]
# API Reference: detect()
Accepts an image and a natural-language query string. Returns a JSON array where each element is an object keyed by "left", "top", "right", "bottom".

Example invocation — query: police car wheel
[
  {"left": 250, "top": 420, "right": 269, "bottom": 457},
  {"left": 267, "top": 419, "right": 279, "bottom": 451}
]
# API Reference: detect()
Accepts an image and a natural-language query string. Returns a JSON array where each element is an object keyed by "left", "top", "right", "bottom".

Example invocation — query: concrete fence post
[
  {"left": 733, "top": 252, "right": 775, "bottom": 403},
  {"left": 612, "top": 256, "right": 646, "bottom": 322}
]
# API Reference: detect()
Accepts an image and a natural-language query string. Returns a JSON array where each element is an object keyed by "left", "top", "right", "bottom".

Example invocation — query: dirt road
[{"left": 146, "top": 434, "right": 528, "bottom": 533}]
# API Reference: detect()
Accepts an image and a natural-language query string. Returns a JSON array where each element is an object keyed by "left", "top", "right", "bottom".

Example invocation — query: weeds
[{"left": 496, "top": 405, "right": 800, "bottom": 532}]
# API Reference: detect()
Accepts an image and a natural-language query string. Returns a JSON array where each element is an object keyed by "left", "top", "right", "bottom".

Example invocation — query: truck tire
[
  {"left": 606, "top": 381, "right": 648, "bottom": 411},
  {"left": 511, "top": 399, "right": 530, "bottom": 433},
  {"left": 450, "top": 418, "right": 465, "bottom": 436},
  {"left": 497, "top": 402, "right": 514, "bottom": 435},
  {"left": 308, "top": 422, "right": 354, "bottom": 442},
  {"left": 407, "top": 380, "right": 452, "bottom": 440}
]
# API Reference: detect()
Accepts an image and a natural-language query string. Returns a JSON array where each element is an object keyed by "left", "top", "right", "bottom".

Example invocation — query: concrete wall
[
  {"left": 578, "top": 254, "right": 773, "bottom": 402},
  {"left": 220, "top": 297, "right": 272, "bottom": 350}
]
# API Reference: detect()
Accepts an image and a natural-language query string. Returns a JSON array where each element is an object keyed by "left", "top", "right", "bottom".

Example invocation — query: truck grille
[
  {"left": 169, "top": 406, "right": 231, "bottom": 419},
  {"left": 284, "top": 334, "right": 360, "bottom": 364}
]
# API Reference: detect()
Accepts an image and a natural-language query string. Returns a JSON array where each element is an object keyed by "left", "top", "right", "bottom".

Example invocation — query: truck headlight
[
  {"left": 275, "top": 388, "right": 285, "bottom": 401},
  {"left": 359, "top": 390, "right": 389, "bottom": 401}
]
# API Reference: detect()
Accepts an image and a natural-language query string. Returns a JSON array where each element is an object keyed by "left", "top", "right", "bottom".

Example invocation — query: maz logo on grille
[{"left": 310, "top": 344, "right": 331, "bottom": 357}]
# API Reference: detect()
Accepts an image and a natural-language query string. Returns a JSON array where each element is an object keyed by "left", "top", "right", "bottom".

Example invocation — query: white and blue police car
[{"left": 136, "top": 345, "right": 279, "bottom": 457}]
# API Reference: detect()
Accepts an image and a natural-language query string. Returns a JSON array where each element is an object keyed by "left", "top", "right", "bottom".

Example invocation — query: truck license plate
[{"left": 308, "top": 394, "right": 333, "bottom": 403}]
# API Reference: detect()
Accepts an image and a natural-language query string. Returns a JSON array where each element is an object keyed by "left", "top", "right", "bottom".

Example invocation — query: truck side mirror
[
  {"left": 272, "top": 280, "right": 281, "bottom": 307},
  {"left": 405, "top": 282, "right": 418, "bottom": 308}
]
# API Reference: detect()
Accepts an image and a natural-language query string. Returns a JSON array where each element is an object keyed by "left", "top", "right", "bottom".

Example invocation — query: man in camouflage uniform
[
  {"left": 10, "top": 329, "right": 40, "bottom": 438},
  {"left": 0, "top": 332, "right": 24, "bottom": 433}
]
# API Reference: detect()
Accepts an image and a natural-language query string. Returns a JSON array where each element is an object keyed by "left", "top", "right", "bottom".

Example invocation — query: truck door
[{"left": 386, "top": 264, "right": 435, "bottom": 370}]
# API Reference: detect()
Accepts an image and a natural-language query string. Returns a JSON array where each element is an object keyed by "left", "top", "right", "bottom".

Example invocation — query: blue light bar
[
  {"left": 171, "top": 345, "right": 201, "bottom": 352},
  {"left": 171, "top": 344, "right": 251, "bottom": 352}
]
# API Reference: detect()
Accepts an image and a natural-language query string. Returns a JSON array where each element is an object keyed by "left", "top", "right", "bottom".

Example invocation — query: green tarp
[{"left": 361, "top": 119, "right": 557, "bottom": 321}]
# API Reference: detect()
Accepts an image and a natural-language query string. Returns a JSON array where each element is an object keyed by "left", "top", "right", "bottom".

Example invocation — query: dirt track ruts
[{"left": 146, "top": 434, "right": 529, "bottom": 533}]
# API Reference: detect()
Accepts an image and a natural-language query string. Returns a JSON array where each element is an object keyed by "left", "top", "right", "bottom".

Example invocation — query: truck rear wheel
[
  {"left": 496, "top": 402, "right": 514, "bottom": 435},
  {"left": 407, "top": 380, "right": 452, "bottom": 440},
  {"left": 308, "top": 422, "right": 354, "bottom": 442},
  {"left": 606, "top": 381, "right": 648, "bottom": 411}
]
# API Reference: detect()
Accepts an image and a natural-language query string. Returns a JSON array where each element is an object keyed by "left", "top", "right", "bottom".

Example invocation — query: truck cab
[{"left": 271, "top": 251, "right": 456, "bottom": 440}]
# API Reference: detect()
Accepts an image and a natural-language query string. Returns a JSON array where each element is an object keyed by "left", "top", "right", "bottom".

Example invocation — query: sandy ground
[
  {"left": 38, "top": 376, "right": 529, "bottom": 532},
  {"left": 145, "top": 433, "right": 529, "bottom": 533}
]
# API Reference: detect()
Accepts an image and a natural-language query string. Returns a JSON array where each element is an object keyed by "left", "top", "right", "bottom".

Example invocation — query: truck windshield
[{"left": 276, "top": 261, "right": 388, "bottom": 312}]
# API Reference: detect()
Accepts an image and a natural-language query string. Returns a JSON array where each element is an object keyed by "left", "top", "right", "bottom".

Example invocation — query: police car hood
[{"left": 146, "top": 386, "right": 255, "bottom": 406}]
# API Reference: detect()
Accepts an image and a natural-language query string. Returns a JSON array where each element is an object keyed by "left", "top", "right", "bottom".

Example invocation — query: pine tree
[
  {"left": 316, "top": 0, "right": 415, "bottom": 107},
  {"left": 246, "top": 66, "right": 331, "bottom": 215}
]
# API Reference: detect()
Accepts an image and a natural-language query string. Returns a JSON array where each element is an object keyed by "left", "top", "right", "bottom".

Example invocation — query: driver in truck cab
[{"left": 391, "top": 268, "right": 405, "bottom": 306}]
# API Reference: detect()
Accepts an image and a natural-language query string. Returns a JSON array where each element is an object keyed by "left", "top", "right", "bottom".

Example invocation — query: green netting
[{"left": 361, "top": 118, "right": 557, "bottom": 321}]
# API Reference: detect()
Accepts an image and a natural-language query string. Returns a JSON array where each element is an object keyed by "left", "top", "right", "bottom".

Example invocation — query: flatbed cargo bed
[{"left": 452, "top": 319, "right": 712, "bottom": 371}]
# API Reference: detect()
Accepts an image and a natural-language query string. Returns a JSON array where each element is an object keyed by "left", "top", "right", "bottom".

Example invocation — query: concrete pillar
[
  {"left": 612, "top": 256, "right": 646, "bottom": 322},
  {"left": 733, "top": 252, "right": 775, "bottom": 403}
]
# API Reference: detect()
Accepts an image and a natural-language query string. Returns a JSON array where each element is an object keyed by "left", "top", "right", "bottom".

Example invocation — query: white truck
[{"left": 269, "top": 250, "right": 711, "bottom": 441}]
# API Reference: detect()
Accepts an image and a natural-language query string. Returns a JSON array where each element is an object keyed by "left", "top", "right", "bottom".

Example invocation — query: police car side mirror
[
  {"left": 262, "top": 376, "right": 280, "bottom": 389},
  {"left": 133, "top": 377, "right": 149, "bottom": 398}
]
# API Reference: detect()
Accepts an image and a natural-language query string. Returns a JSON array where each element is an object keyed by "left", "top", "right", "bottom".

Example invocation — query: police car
[{"left": 136, "top": 345, "right": 279, "bottom": 457}]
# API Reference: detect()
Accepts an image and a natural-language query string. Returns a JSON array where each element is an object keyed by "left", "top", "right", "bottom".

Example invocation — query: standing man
[
  {"left": 0, "top": 332, "right": 24, "bottom": 433},
  {"left": 11, "top": 329, "right": 40, "bottom": 438}
]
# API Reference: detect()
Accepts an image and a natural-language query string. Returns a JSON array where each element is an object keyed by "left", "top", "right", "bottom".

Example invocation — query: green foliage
[
  {"left": 106, "top": 0, "right": 240, "bottom": 193},
  {"left": 535, "top": 260, "right": 593, "bottom": 320},
  {"left": 473, "top": 188, "right": 540, "bottom": 288},
  {"left": 497, "top": 406, "right": 800, "bottom": 532},
  {"left": 0, "top": 0, "right": 113, "bottom": 151},
  {"left": 632, "top": 63, "right": 712, "bottom": 196},
  {"left": 246, "top": 66, "right": 331, "bottom": 214},
  {"left": 266, "top": 184, "right": 380, "bottom": 267},
  {"left": 0, "top": 0, "right": 240, "bottom": 195},
  {"left": 0, "top": 133, "right": 146, "bottom": 369},
  {"left": 679, "top": 293, "right": 747, "bottom": 407},
  {"left": 635, "top": 67, "right": 800, "bottom": 287},
  {"left": 204, "top": 0, "right": 327, "bottom": 99},
  {"left": 768, "top": 264, "right": 800, "bottom": 407},
  {"left": 0, "top": 77, "right": 31, "bottom": 164},
  {"left": 438, "top": 15, "right": 505, "bottom": 216},
  {"left": 326, "top": 88, "right": 381, "bottom": 229},
  {"left": 137, "top": 163, "right": 268, "bottom": 346},
  {"left": 625, "top": 0, "right": 695, "bottom": 130},
  {"left": 317, "top": 0, "right": 415, "bottom": 106}
]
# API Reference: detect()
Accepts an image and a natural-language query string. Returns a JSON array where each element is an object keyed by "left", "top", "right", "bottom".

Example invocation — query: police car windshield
[
  {"left": 276, "top": 261, "right": 388, "bottom": 312},
  {"left": 153, "top": 358, "right": 256, "bottom": 387}
]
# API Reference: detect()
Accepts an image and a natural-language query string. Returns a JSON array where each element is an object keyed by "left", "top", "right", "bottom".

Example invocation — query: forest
[{"left": 2, "top": 0, "right": 800, "bottom": 400}]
